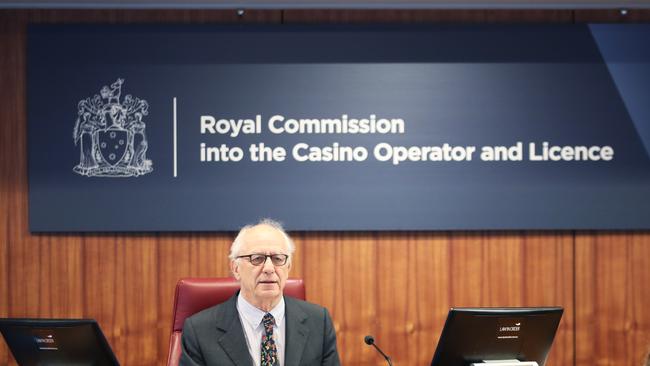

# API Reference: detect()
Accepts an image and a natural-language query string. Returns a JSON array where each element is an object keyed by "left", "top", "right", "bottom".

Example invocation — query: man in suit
[{"left": 180, "top": 219, "right": 341, "bottom": 366}]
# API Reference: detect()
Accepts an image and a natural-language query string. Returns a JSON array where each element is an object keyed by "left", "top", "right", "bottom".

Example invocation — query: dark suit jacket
[{"left": 179, "top": 294, "right": 340, "bottom": 366}]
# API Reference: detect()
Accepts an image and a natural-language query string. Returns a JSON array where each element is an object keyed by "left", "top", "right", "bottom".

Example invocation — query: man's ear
[{"left": 230, "top": 260, "right": 240, "bottom": 280}]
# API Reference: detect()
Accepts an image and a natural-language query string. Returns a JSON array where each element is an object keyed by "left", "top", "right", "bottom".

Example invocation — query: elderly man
[{"left": 180, "top": 219, "right": 341, "bottom": 366}]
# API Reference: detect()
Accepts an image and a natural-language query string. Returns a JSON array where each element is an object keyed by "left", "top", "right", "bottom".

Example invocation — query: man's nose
[{"left": 262, "top": 256, "right": 275, "bottom": 273}]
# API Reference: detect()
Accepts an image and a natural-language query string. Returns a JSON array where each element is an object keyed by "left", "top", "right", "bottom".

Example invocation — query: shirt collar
[{"left": 237, "top": 293, "right": 286, "bottom": 328}]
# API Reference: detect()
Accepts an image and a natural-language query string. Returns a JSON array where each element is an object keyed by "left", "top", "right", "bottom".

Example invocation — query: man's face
[{"left": 231, "top": 224, "right": 291, "bottom": 308}]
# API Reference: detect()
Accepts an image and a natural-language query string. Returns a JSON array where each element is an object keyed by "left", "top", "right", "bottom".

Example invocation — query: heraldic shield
[
  {"left": 73, "top": 78, "right": 153, "bottom": 177},
  {"left": 98, "top": 127, "right": 128, "bottom": 166}
]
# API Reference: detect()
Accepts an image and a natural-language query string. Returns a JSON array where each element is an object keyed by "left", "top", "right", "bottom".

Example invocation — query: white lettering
[
  {"left": 268, "top": 115, "right": 405, "bottom": 134},
  {"left": 200, "top": 143, "right": 244, "bottom": 162},
  {"left": 529, "top": 142, "right": 614, "bottom": 161},
  {"left": 374, "top": 143, "right": 476, "bottom": 165},
  {"left": 200, "top": 115, "right": 216, "bottom": 134},
  {"left": 292, "top": 143, "right": 368, "bottom": 162},
  {"left": 200, "top": 115, "right": 261, "bottom": 137}
]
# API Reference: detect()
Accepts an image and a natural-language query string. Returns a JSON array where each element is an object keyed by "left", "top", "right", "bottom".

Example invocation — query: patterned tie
[{"left": 261, "top": 313, "right": 278, "bottom": 366}]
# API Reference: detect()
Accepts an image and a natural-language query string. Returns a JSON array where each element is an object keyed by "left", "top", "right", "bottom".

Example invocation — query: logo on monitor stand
[
  {"left": 73, "top": 78, "right": 152, "bottom": 177},
  {"left": 497, "top": 318, "right": 523, "bottom": 340},
  {"left": 32, "top": 330, "right": 58, "bottom": 351}
]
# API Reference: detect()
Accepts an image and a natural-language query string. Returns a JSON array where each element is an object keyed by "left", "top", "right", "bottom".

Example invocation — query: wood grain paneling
[
  {"left": 1, "top": 8, "right": 649, "bottom": 366},
  {"left": 290, "top": 232, "right": 574, "bottom": 366},
  {"left": 283, "top": 9, "right": 573, "bottom": 23},
  {"left": 576, "top": 233, "right": 650, "bottom": 366}
]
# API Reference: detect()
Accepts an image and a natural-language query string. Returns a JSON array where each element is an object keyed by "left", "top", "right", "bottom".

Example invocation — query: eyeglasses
[{"left": 236, "top": 253, "right": 289, "bottom": 266}]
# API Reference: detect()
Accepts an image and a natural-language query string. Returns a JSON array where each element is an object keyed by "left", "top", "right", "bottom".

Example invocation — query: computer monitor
[
  {"left": 0, "top": 318, "right": 119, "bottom": 366},
  {"left": 431, "top": 307, "right": 563, "bottom": 366}
]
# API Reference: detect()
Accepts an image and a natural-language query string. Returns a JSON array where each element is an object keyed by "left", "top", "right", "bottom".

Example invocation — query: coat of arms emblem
[{"left": 73, "top": 78, "right": 152, "bottom": 177}]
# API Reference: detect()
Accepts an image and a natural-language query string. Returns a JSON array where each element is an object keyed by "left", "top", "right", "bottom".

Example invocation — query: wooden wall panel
[
  {"left": 576, "top": 233, "right": 650, "bottom": 366},
  {"left": 295, "top": 233, "right": 380, "bottom": 365},
  {"left": 447, "top": 233, "right": 574, "bottom": 366},
  {"left": 283, "top": 9, "right": 573, "bottom": 23},
  {"left": 292, "top": 232, "right": 574, "bottom": 366},
  {"left": 1, "top": 10, "right": 28, "bottom": 365},
  {"left": 521, "top": 233, "right": 575, "bottom": 366},
  {"left": 1, "top": 8, "right": 649, "bottom": 366}
]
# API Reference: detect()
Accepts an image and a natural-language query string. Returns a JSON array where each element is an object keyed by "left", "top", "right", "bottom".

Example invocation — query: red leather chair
[{"left": 167, "top": 277, "right": 305, "bottom": 366}]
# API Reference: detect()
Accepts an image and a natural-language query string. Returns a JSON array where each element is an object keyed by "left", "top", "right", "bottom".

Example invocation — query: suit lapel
[
  {"left": 215, "top": 295, "right": 254, "bottom": 366},
  {"left": 284, "top": 297, "right": 310, "bottom": 366}
]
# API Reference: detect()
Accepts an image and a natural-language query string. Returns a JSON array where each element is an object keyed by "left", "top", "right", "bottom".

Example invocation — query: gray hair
[{"left": 228, "top": 218, "right": 296, "bottom": 261}]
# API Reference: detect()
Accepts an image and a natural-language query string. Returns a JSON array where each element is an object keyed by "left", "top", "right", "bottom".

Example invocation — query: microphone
[{"left": 364, "top": 335, "right": 393, "bottom": 366}]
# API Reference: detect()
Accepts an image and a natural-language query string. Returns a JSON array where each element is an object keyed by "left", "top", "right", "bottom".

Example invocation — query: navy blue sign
[{"left": 28, "top": 24, "right": 650, "bottom": 231}]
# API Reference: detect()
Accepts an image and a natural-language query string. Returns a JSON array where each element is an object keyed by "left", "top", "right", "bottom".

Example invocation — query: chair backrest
[{"left": 166, "top": 277, "right": 305, "bottom": 366}]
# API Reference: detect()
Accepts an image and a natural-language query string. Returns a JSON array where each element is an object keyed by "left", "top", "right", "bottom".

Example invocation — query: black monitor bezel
[
  {"left": 431, "top": 307, "right": 564, "bottom": 366},
  {"left": 0, "top": 318, "right": 120, "bottom": 366}
]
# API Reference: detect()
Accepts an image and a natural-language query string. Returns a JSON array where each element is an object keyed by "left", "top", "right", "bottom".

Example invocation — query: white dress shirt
[{"left": 237, "top": 294, "right": 286, "bottom": 366}]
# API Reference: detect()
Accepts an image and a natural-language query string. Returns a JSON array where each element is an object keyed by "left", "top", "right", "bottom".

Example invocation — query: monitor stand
[{"left": 470, "top": 360, "right": 539, "bottom": 366}]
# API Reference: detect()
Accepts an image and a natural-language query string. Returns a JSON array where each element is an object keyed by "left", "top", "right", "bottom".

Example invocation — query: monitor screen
[
  {"left": 0, "top": 318, "right": 119, "bottom": 366},
  {"left": 431, "top": 307, "right": 563, "bottom": 366}
]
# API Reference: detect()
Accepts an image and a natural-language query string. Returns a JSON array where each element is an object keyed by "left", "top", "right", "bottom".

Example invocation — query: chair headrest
[{"left": 171, "top": 277, "right": 305, "bottom": 331}]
